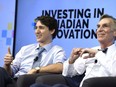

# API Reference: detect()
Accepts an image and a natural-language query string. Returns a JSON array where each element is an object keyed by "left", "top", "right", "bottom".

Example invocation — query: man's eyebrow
[{"left": 97, "top": 24, "right": 100, "bottom": 26}]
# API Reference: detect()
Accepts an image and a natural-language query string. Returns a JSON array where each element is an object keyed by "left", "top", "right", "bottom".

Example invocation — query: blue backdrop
[
  {"left": 0, "top": 0, "right": 16, "bottom": 66},
  {"left": 1, "top": 0, "right": 116, "bottom": 66},
  {"left": 15, "top": 0, "right": 116, "bottom": 58}
]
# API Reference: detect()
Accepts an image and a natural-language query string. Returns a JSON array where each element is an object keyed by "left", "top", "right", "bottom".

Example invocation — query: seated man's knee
[
  {"left": 17, "top": 74, "right": 36, "bottom": 87},
  {"left": 30, "top": 83, "right": 51, "bottom": 87},
  {"left": 52, "top": 84, "right": 69, "bottom": 87},
  {"left": 36, "top": 74, "right": 66, "bottom": 86}
]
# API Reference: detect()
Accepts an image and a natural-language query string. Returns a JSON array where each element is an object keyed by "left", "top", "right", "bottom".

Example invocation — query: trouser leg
[
  {"left": 17, "top": 73, "right": 51, "bottom": 87},
  {"left": 0, "top": 67, "right": 12, "bottom": 87},
  {"left": 30, "top": 83, "right": 51, "bottom": 87},
  {"left": 30, "top": 83, "right": 69, "bottom": 87},
  {"left": 35, "top": 74, "right": 67, "bottom": 86}
]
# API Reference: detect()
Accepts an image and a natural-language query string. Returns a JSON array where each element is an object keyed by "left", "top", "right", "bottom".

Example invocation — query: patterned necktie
[{"left": 32, "top": 47, "right": 45, "bottom": 68}]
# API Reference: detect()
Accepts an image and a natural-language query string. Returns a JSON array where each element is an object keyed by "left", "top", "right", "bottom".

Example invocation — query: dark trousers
[
  {"left": 64, "top": 74, "right": 84, "bottom": 87},
  {"left": 30, "top": 83, "right": 69, "bottom": 87},
  {"left": 17, "top": 73, "right": 58, "bottom": 87},
  {"left": 0, "top": 67, "right": 64, "bottom": 87},
  {"left": 30, "top": 73, "right": 84, "bottom": 87},
  {"left": 0, "top": 67, "right": 13, "bottom": 87},
  {"left": 35, "top": 74, "right": 67, "bottom": 86}
]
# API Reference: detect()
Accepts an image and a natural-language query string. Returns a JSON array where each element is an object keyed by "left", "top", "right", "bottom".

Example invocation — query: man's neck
[
  {"left": 39, "top": 41, "right": 52, "bottom": 47},
  {"left": 100, "top": 42, "right": 114, "bottom": 49}
]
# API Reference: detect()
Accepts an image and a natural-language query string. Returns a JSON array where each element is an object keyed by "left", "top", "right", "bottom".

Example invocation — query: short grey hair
[{"left": 100, "top": 14, "right": 116, "bottom": 31}]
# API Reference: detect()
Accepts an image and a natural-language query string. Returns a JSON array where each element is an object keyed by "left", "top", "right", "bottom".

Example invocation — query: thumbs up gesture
[{"left": 4, "top": 47, "right": 13, "bottom": 66}]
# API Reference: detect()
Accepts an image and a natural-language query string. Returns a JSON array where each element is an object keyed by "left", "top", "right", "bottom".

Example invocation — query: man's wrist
[{"left": 35, "top": 67, "right": 40, "bottom": 73}]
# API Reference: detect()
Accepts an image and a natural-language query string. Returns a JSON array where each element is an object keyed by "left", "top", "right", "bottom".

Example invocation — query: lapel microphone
[{"left": 34, "top": 56, "right": 38, "bottom": 61}]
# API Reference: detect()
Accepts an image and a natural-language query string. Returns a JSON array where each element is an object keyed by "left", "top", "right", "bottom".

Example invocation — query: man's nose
[
  {"left": 35, "top": 28, "right": 41, "bottom": 33},
  {"left": 97, "top": 26, "right": 104, "bottom": 31}
]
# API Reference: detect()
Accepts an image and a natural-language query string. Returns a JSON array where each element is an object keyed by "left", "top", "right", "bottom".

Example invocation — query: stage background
[
  {"left": 15, "top": 0, "right": 116, "bottom": 58},
  {"left": 0, "top": 0, "right": 16, "bottom": 66},
  {"left": 1, "top": 0, "right": 116, "bottom": 66}
]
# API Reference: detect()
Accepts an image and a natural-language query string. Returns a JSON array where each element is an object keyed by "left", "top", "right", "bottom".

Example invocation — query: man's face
[
  {"left": 96, "top": 18, "right": 115, "bottom": 44},
  {"left": 35, "top": 21, "right": 54, "bottom": 44}
]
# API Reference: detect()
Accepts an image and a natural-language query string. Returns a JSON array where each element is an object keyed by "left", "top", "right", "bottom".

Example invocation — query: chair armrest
[{"left": 82, "top": 77, "right": 116, "bottom": 87}]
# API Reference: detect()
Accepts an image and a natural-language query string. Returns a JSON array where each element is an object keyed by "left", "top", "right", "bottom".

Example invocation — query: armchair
[{"left": 82, "top": 77, "right": 116, "bottom": 87}]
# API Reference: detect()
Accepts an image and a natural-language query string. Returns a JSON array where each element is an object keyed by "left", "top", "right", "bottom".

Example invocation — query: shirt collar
[
  {"left": 106, "top": 43, "right": 116, "bottom": 55},
  {"left": 35, "top": 42, "right": 53, "bottom": 52}
]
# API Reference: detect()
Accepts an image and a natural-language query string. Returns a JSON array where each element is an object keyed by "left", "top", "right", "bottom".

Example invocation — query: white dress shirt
[{"left": 62, "top": 44, "right": 116, "bottom": 87}]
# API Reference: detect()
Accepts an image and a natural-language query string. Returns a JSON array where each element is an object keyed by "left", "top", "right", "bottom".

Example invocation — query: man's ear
[{"left": 50, "top": 29, "right": 55, "bottom": 35}]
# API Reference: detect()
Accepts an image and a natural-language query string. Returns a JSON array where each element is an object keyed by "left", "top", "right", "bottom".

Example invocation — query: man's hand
[
  {"left": 80, "top": 48, "right": 98, "bottom": 59},
  {"left": 69, "top": 48, "right": 82, "bottom": 64},
  {"left": 4, "top": 47, "right": 13, "bottom": 66}
]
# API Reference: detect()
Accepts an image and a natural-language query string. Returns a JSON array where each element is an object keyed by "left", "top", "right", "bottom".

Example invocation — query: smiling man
[
  {"left": 0, "top": 15, "right": 67, "bottom": 87},
  {"left": 62, "top": 14, "right": 116, "bottom": 87}
]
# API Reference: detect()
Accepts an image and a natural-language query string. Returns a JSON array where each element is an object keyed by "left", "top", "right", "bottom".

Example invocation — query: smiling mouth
[
  {"left": 36, "top": 33, "right": 42, "bottom": 36},
  {"left": 98, "top": 34, "right": 104, "bottom": 36},
  {"left": 36, "top": 34, "right": 42, "bottom": 39},
  {"left": 97, "top": 33, "right": 106, "bottom": 38},
  {"left": 97, "top": 32, "right": 105, "bottom": 35}
]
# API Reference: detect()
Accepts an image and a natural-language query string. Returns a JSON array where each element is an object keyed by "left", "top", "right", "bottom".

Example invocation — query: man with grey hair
[{"left": 62, "top": 14, "right": 116, "bottom": 87}]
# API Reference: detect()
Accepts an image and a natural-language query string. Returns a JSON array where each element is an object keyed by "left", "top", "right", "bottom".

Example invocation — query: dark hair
[{"left": 34, "top": 15, "right": 58, "bottom": 39}]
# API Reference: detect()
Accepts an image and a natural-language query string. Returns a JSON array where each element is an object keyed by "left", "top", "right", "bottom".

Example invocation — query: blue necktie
[{"left": 32, "top": 47, "right": 45, "bottom": 68}]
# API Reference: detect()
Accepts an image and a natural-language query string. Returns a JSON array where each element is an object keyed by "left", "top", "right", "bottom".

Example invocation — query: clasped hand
[{"left": 69, "top": 48, "right": 98, "bottom": 64}]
